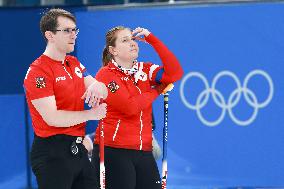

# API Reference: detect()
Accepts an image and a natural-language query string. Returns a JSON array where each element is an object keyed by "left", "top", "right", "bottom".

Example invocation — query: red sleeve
[
  {"left": 145, "top": 33, "right": 184, "bottom": 84},
  {"left": 24, "top": 65, "right": 54, "bottom": 100},
  {"left": 95, "top": 68, "right": 159, "bottom": 116},
  {"left": 142, "top": 62, "right": 162, "bottom": 86}
]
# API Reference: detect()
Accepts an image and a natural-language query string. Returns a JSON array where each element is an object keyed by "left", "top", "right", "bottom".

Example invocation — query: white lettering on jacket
[{"left": 56, "top": 76, "right": 66, "bottom": 83}]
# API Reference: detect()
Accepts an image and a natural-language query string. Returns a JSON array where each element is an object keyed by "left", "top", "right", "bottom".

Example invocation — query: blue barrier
[{"left": 0, "top": 95, "right": 27, "bottom": 188}]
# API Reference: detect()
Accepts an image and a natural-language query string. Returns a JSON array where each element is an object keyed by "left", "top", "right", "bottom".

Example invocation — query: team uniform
[
  {"left": 91, "top": 33, "right": 183, "bottom": 189},
  {"left": 24, "top": 55, "right": 99, "bottom": 189}
]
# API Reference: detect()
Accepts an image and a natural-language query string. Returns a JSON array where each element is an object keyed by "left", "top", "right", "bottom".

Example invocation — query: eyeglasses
[{"left": 53, "top": 28, "right": 79, "bottom": 35}]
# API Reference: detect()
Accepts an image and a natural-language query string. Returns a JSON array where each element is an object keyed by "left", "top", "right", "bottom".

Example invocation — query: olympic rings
[{"left": 179, "top": 70, "right": 274, "bottom": 126}]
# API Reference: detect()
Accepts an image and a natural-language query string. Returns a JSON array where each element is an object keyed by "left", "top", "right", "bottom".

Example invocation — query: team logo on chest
[
  {"left": 35, "top": 77, "right": 46, "bottom": 88},
  {"left": 134, "top": 70, "right": 147, "bottom": 83},
  {"left": 75, "top": 67, "right": 82, "bottom": 78},
  {"left": 108, "top": 81, "right": 120, "bottom": 93},
  {"left": 134, "top": 63, "right": 148, "bottom": 83}
]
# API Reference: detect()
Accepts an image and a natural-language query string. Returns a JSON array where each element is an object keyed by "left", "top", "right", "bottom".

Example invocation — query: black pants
[
  {"left": 91, "top": 145, "right": 161, "bottom": 189},
  {"left": 31, "top": 135, "right": 99, "bottom": 189}
]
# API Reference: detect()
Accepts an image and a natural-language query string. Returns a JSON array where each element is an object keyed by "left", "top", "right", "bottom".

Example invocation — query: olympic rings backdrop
[
  {"left": 76, "top": 2, "right": 284, "bottom": 188},
  {"left": 180, "top": 70, "right": 274, "bottom": 127}
]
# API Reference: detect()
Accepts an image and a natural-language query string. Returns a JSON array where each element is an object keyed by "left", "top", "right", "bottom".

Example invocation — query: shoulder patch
[
  {"left": 108, "top": 81, "right": 119, "bottom": 93},
  {"left": 35, "top": 77, "right": 46, "bottom": 88}
]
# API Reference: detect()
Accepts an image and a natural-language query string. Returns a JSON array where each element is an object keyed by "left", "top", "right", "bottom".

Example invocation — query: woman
[{"left": 92, "top": 26, "right": 183, "bottom": 189}]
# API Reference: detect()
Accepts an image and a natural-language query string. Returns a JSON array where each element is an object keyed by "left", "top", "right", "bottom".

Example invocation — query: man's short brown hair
[{"left": 40, "top": 8, "right": 76, "bottom": 41}]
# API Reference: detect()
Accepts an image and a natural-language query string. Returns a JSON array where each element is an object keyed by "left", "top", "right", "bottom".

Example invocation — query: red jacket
[
  {"left": 94, "top": 33, "right": 183, "bottom": 151},
  {"left": 24, "top": 55, "right": 87, "bottom": 137}
]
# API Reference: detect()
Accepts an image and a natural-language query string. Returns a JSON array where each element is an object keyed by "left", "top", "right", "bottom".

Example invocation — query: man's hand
[
  {"left": 82, "top": 81, "right": 108, "bottom": 107},
  {"left": 88, "top": 103, "right": 107, "bottom": 120},
  {"left": 83, "top": 135, "right": 94, "bottom": 154}
]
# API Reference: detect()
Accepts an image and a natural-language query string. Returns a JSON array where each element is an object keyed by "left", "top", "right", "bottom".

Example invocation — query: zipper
[
  {"left": 112, "top": 119, "right": 121, "bottom": 141},
  {"left": 139, "top": 111, "right": 143, "bottom": 150},
  {"left": 135, "top": 85, "right": 143, "bottom": 150},
  {"left": 62, "top": 60, "right": 73, "bottom": 79}
]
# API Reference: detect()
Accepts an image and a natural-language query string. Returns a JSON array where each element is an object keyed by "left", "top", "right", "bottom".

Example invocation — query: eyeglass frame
[{"left": 52, "top": 27, "right": 79, "bottom": 35}]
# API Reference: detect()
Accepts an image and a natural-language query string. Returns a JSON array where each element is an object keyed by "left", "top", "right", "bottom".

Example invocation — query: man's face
[{"left": 52, "top": 16, "right": 77, "bottom": 53}]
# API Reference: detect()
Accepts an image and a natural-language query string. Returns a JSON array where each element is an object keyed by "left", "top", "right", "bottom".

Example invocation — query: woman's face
[{"left": 111, "top": 29, "right": 139, "bottom": 61}]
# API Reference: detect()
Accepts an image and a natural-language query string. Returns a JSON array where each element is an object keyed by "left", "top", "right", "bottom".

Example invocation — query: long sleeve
[{"left": 145, "top": 33, "right": 184, "bottom": 84}]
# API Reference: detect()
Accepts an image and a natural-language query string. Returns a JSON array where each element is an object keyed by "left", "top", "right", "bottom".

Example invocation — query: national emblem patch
[
  {"left": 35, "top": 77, "right": 46, "bottom": 88},
  {"left": 108, "top": 81, "right": 119, "bottom": 93}
]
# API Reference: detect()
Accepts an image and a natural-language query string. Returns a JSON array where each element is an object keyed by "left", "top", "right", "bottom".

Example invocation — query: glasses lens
[
  {"left": 68, "top": 28, "right": 79, "bottom": 35},
  {"left": 56, "top": 28, "right": 79, "bottom": 35},
  {"left": 75, "top": 28, "right": 79, "bottom": 35}
]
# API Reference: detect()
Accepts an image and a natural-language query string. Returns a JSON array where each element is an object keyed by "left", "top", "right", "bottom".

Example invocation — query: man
[{"left": 24, "top": 8, "right": 107, "bottom": 189}]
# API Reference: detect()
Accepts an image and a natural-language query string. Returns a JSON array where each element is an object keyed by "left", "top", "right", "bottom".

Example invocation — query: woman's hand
[{"left": 132, "top": 27, "right": 151, "bottom": 42}]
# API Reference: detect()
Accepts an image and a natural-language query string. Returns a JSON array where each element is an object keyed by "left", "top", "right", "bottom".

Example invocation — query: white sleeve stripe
[
  {"left": 79, "top": 62, "right": 85, "bottom": 70},
  {"left": 149, "top": 64, "right": 160, "bottom": 81},
  {"left": 25, "top": 67, "right": 31, "bottom": 79}
]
